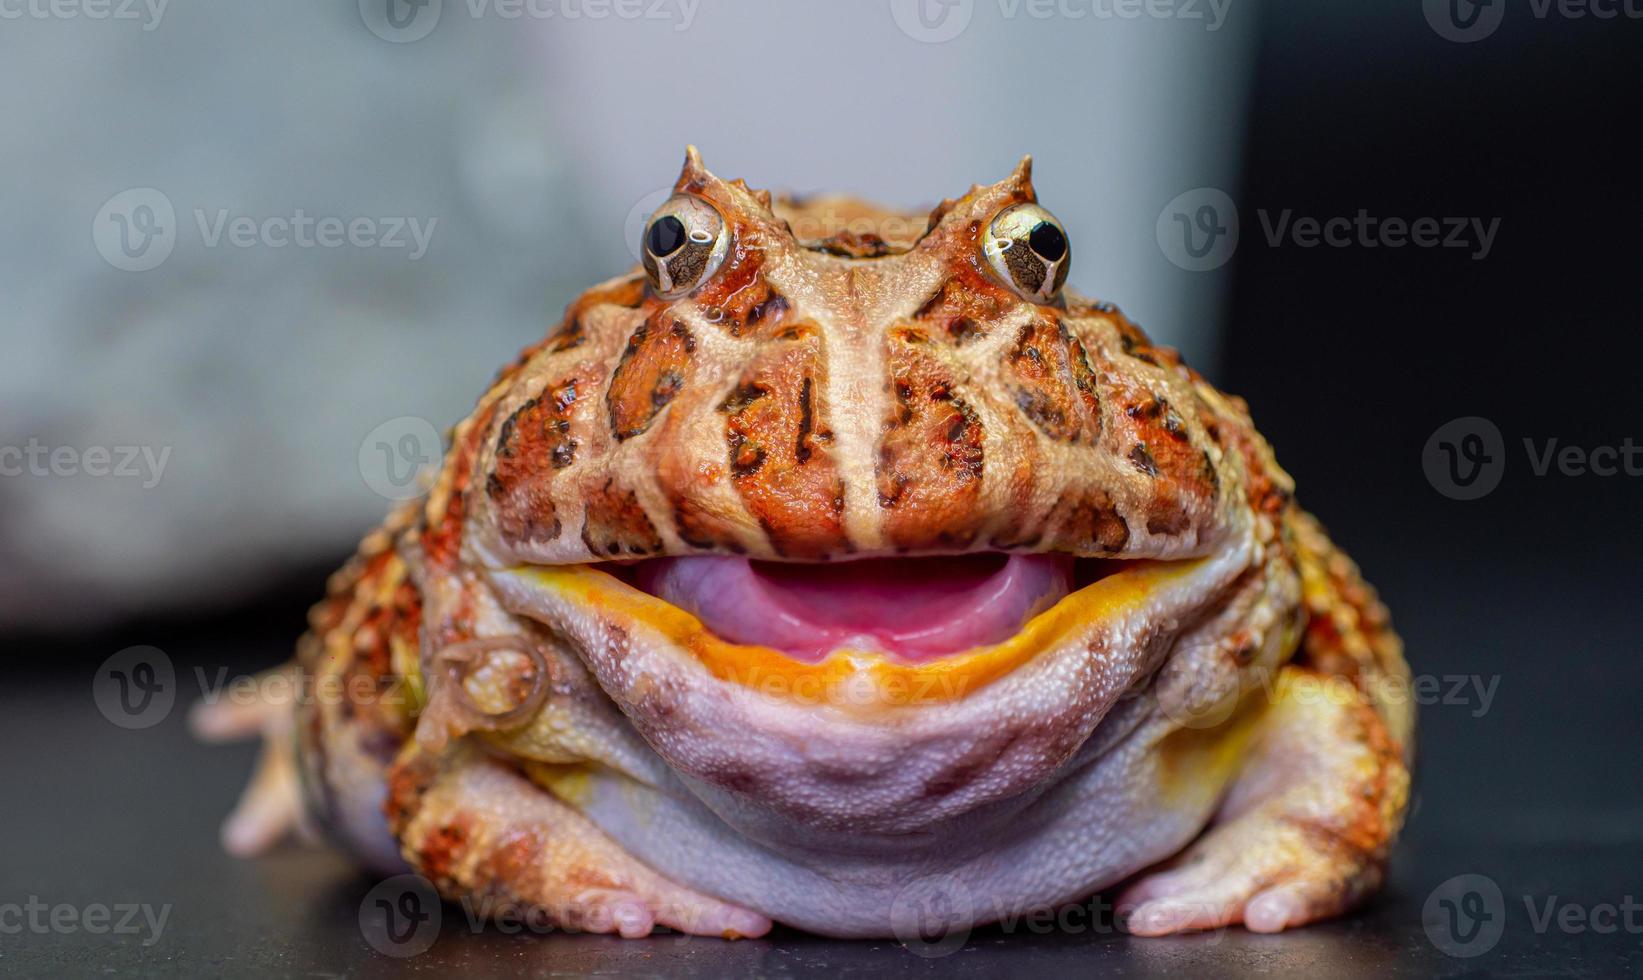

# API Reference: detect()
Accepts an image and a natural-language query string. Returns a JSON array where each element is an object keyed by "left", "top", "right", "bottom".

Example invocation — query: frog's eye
[
  {"left": 983, "top": 203, "right": 1070, "bottom": 302},
  {"left": 641, "top": 195, "right": 729, "bottom": 298}
]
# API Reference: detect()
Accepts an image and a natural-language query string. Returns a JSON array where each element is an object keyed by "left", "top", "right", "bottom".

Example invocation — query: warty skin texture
[{"left": 197, "top": 150, "right": 1413, "bottom": 941}]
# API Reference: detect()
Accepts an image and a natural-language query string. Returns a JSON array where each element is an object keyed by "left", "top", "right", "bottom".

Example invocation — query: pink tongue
[{"left": 631, "top": 554, "right": 1073, "bottom": 663}]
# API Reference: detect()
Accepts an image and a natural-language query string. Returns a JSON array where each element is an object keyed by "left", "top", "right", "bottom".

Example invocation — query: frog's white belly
[{"left": 568, "top": 699, "right": 1231, "bottom": 937}]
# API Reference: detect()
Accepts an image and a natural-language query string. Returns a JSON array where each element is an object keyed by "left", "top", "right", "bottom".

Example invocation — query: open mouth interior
[{"left": 604, "top": 553, "right": 1124, "bottom": 664}]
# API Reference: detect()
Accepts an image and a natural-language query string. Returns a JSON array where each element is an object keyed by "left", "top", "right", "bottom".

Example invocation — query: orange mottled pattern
[
  {"left": 606, "top": 313, "right": 696, "bottom": 441},
  {"left": 454, "top": 152, "right": 1248, "bottom": 565},
  {"left": 720, "top": 325, "right": 846, "bottom": 557},
  {"left": 877, "top": 328, "right": 987, "bottom": 550},
  {"left": 580, "top": 478, "right": 664, "bottom": 557},
  {"left": 1001, "top": 314, "right": 1103, "bottom": 444},
  {"left": 1290, "top": 511, "right": 1414, "bottom": 751},
  {"left": 487, "top": 375, "right": 583, "bottom": 544}
]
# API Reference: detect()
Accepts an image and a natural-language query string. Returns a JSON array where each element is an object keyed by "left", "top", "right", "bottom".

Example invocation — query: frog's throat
[{"left": 491, "top": 557, "right": 1209, "bottom": 708}]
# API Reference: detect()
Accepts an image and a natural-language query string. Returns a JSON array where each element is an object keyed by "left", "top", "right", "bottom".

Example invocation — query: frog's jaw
[
  {"left": 484, "top": 525, "right": 1257, "bottom": 834},
  {"left": 613, "top": 552, "right": 1080, "bottom": 664},
  {"left": 493, "top": 556, "right": 1207, "bottom": 710}
]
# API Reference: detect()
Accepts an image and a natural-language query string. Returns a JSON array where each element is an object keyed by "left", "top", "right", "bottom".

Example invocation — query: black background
[{"left": 5, "top": 1, "right": 1641, "bottom": 975}]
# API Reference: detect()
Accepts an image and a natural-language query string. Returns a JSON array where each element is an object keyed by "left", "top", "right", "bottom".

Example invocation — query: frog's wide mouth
[
  {"left": 602, "top": 554, "right": 1121, "bottom": 664},
  {"left": 489, "top": 551, "right": 1221, "bottom": 706}
]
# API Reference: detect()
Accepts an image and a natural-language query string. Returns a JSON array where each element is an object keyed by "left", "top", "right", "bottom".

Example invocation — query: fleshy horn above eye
[
  {"left": 982, "top": 203, "right": 1070, "bottom": 302},
  {"left": 641, "top": 195, "right": 729, "bottom": 298}
]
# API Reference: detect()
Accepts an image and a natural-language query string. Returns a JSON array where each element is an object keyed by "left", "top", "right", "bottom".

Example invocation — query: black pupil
[
  {"left": 1028, "top": 221, "right": 1066, "bottom": 261},
  {"left": 647, "top": 215, "right": 688, "bottom": 256}
]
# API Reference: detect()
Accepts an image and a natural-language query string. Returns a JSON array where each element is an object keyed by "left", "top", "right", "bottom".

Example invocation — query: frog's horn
[
  {"left": 923, "top": 155, "right": 1038, "bottom": 233},
  {"left": 1005, "top": 154, "right": 1035, "bottom": 199},
  {"left": 680, "top": 144, "right": 707, "bottom": 183},
  {"left": 674, "top": 146, "right": 774, "bottom": 213}
]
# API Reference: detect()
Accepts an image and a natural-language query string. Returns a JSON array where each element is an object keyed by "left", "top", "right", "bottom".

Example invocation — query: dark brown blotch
[
  {"left": 580, "top": 479, "right": 663, "bottom": 557},
  {"left": 876, "top": 338, "right": 986, "bottom": 550},
  {"left": 607, "top": 316, "right": 695, "bottom": 440},
  {"left": 718, "top": 335, "right": 846, "bottom": 558}
]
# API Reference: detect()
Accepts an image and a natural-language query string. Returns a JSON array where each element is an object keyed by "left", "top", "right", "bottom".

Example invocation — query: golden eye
[
  {"left": 641, "top": 195, "right": 729, "bottom": 298},
  {"left": 983, "top": 203, "right": 1070, "bottom": 302}
]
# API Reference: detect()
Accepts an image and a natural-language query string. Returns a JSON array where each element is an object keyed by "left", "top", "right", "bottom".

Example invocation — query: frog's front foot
[
  {"left": 1119, "top": 666, "right": 1410, "bottom": 935},
  {"left": 386, "top": 740, "right": 773, "bottom": 939}
]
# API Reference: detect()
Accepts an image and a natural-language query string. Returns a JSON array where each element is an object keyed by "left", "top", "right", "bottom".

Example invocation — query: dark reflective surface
[{"left": 4, "top": 578, "right": 1638, "bottom": 980}]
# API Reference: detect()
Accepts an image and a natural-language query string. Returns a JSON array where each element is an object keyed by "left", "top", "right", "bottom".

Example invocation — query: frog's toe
[
  {"left": 219, "top": 732, "right": 307, "bottom": 855},
  {"left": 190, "top": 664, "right": 312, "bottom": 856},
  {"left": 1117, "top": 814, "right": 1382, "bottom": 935}
]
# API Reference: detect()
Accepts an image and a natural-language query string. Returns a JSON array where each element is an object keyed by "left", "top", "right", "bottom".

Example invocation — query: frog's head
[{"left": 451, "top": 149, "right": 1292, "bottom": 838}]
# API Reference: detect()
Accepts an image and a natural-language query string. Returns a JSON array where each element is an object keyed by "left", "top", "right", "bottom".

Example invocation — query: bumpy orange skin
[
  {"left": 449, "top": 153, "right": 1234, "bottom": 570},
  {"left": 218, "top": 151, "right": 1413, "bottom": 940}
]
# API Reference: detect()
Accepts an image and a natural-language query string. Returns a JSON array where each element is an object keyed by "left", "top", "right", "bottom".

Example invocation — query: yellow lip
[{"left": 511, "top": 558, "right": 1202, "bottom": 708}]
